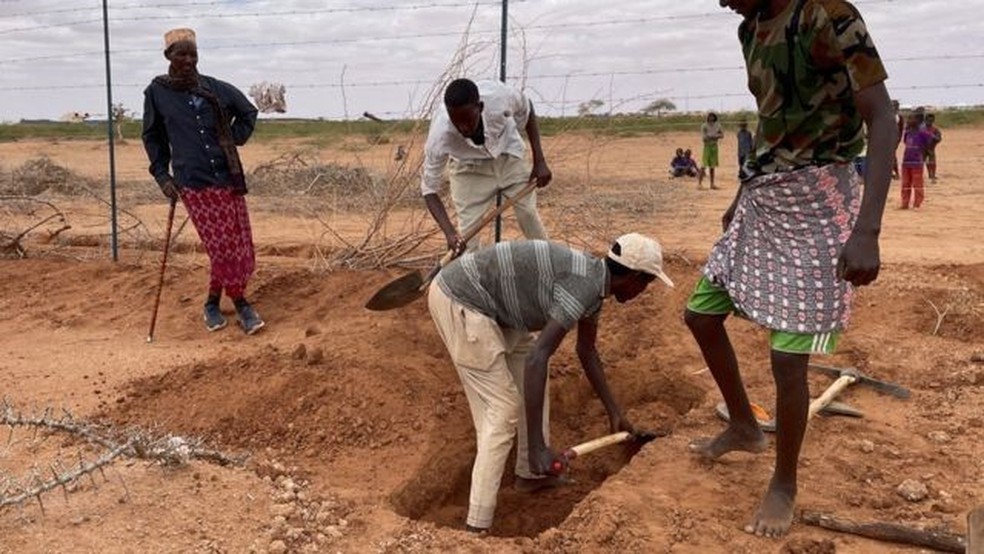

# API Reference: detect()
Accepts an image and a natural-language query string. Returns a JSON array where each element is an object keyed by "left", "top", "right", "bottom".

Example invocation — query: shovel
[{"left": 365, "top": 180, "right": 537, "bottom": 311}]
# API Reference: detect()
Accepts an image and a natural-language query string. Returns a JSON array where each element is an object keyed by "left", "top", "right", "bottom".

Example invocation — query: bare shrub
[{"left": 3, "top": 157, "right": 95, "bottom": 197}]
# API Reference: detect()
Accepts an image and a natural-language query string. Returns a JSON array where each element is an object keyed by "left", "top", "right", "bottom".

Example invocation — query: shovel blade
[{"left": 365, "top": 271, "right": 426, "bottom": 311}]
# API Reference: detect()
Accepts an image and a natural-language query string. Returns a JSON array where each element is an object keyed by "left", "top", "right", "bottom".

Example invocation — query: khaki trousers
[
  {"left": 427, "top": 283, "right": 550, "bottom": 529},
  {"left": 448, "top": 154, "right": 548, "bottom": 251}
]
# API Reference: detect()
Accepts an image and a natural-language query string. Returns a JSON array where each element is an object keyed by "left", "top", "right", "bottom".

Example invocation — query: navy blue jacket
[{"left": 142, "top": 75, "right": 257, "bottom": 190}]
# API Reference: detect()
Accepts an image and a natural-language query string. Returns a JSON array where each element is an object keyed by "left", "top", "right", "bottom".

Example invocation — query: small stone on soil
[
  {"left": 292, "top": 344, "right": 307, "bottom": 360},
  {"left": 307, "top": 347, "right": 324, "bottom": 365},
  {"left": 780, "top": 537, "right": 836, "bottom": 554},
  {"left": 897, "top": 479, "right": 929, "bottom": 502}
]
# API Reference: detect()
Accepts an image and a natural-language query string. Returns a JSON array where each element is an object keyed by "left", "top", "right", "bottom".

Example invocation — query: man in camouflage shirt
[{"left": 686, "top": 0, "right": 896, "bottom": 538}]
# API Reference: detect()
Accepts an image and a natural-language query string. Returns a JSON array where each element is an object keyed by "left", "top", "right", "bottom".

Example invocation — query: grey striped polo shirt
[{"left": 436, "top": 240, "right": 610, "bottom": 331}]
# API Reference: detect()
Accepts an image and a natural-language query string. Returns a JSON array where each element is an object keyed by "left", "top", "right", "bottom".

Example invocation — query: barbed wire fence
[{"left": 0, "top": 0, "right": 980, "bottom": 262}]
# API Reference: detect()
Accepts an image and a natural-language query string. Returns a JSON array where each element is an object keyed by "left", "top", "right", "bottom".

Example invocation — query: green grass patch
[
  {"left": 2, "top": 107, "right": 982, "bottom": 143},
  {"left": 931, "top": 107, "right": 984, "bottom": 128}
]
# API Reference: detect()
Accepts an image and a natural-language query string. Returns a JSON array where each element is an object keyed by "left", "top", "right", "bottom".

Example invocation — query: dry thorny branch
[
  {"left": 0, "top": 196, "right": 71, "bottom": 259},
  {"left": 300, "top": 9, "right": 507, "bottom": 272},
  {"left": 0, "top": 399, "right": 246, "bottom": 514},
  {"left": 2, "top": 158, "right": 152, "bottom": 258}
]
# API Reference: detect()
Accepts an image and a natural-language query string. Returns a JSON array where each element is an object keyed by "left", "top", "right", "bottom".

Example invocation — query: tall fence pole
[
  {"left": 494, "top": 0, "right": 508, "bottom": 243},
  {"left": 102, "top": 0, "right": 119, "bottom": 261}
]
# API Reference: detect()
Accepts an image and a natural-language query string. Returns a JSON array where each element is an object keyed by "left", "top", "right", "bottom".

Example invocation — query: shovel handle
[
  {"left": 808, "top": 374, "right": 857, "bottom": 420},
  {"left": 418, "top": 249, "right": 456, "bottom": 287},
  {"left": 418, "top": 181, "right": 539, "bottom": 291},
  {"left": 461, "top": 180, "right": 538, "bottom": 245}
]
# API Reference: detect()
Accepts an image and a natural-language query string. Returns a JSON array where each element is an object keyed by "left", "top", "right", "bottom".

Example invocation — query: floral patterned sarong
[{"left": 703, "top": 163, "right": 861, "bottom": 334}]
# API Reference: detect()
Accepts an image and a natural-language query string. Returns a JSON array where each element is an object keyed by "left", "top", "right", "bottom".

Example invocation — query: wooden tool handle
[
  {"left": 569, "top": 431, "right": 633, "bottom": 458},
  {"left": 968, "top": 504, "right": 984, "bottom": 554},
  {"left": 460, "top": 180, "right": 537, "bottom": 244},
  {"left": 808, "top": 374, "right": 857, "bottom": 420},
  {"left": 549, "top": 431, "right": 632, "bottom": 474},
  {"left": 417, "top": 181, "right": 538, "bottom": 291},
  {"left": 801, "top": 510, "right": 966, "bottom": 553}
]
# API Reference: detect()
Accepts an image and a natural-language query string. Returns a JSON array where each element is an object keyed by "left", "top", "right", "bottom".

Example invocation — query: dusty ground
[{"left": 0, "top": 127, "right": 982, "bottom": 553}]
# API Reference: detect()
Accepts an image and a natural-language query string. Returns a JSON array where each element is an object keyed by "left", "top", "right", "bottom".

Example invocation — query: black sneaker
[
  {"left": 235, "top": 302, "right": 265, "bottom": 335},
  {"left": 203, "top": 302, "right": 227, "bottom": 332}
]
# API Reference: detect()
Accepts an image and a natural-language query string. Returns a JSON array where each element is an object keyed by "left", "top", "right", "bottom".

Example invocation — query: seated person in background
[
  {"left": 682, "top": 149, "right": 701, "bottom": 177},
  {"left": 670, "top": 148, "right": 691, "bottom": 177}
]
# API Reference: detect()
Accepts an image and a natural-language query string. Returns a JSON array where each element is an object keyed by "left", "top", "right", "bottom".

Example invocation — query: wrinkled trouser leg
[
  {"left": 428, "top": 283, "right": 519, "bottom": 529},
  {"left": 449, "top": 155, "right": 547, "bottom": 251}
]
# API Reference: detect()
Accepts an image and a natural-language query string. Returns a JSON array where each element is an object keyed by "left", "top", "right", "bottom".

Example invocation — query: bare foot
[
  {"left": 744, "top": 483, "right": 796, "bottom": 538},
  {"left": 689, "top": 425, "right": 767, "bottom": 459}
]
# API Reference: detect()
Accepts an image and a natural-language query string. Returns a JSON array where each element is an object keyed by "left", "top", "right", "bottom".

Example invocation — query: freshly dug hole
[{"left": 391, "top": 371, "right": 704, "bottom": 538}]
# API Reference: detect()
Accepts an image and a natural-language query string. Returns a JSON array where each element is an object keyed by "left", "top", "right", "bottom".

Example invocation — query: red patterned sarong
[{"left": 179, "top": 186, "right": 255, "bottom": 299}]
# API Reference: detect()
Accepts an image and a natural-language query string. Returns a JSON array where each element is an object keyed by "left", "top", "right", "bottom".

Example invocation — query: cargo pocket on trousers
[{"left": 450, "top": 307, "right": 503, "bottom": 371}]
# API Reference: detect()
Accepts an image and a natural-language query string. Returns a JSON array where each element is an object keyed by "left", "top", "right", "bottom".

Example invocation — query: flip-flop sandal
[
  {"left": 715, "top": 401, "right": 864, "bottom": 433},
  {"left": 716, "top": 402, "right": 776, "bottom": 432}
]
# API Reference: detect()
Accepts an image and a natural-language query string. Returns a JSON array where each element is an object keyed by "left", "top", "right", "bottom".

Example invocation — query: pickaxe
[
  {"left": 547, "top": 429, "right": 665, "bottom": 475},
  {"left": 807, "top": 363, "right": 910, "bottom": 420}
]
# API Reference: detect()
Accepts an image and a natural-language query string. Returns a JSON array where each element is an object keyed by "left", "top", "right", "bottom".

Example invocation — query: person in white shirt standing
[{"left": 422, "top": 78, "right": 552, "bottom": 253}]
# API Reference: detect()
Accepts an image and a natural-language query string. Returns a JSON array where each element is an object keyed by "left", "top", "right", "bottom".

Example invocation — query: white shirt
[{"left": 420, "top": 80, "right": 531, "bottom": 195}]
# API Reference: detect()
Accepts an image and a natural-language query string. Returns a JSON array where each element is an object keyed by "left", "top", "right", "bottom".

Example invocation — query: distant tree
[
  {"left": 577, "top": 99, "right": 604, "bottom": 117},
  {"left": 111, "top": 103, "right": 131, "bottom": 141},
  {"left": 641, "top": 98, "right": 677, "bottom": 117}
]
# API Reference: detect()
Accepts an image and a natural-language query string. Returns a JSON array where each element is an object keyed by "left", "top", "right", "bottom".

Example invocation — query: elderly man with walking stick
[{"left": 141, "top": 28, "right": 263, "bottom": 335}]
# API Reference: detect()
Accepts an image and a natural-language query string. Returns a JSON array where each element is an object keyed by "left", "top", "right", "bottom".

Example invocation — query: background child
[
  {"left": 900, "top": 111, "right": 936, "bottom": 209},
  {"left": 670, "top": 148, "right": 691, "bottom": 177},
  {"left": 736, "top": 119, "right": 753, "bottom": 179},
  {"left": 699, "top": 112, "right": 723, "bottom": 190},
  {"left": 924, "top": 113, "right": 942, "bottom": 182}
]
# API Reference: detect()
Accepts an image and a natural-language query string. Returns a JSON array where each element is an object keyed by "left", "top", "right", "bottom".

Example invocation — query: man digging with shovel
[
  {"left": 685, "top": 0, "right": 896, "bottom": 539},
  {"left": 428, "top": 234, "right": 674, "bottom": 533},
  {"left": 422, "top": 78, "right": 551, "bottom": 254}
]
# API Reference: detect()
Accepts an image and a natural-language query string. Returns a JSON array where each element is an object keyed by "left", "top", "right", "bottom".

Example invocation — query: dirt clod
[
  {"left": 781, "top": 537, "right": 836, "bottom": 554},
  {"left": 897, "top": 479, "right": 929, "bottom": 502}
]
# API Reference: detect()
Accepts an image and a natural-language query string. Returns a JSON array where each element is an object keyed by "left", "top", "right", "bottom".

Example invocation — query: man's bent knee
[{"left": 684, "top": 309, "right": 725, "bottom": 334}]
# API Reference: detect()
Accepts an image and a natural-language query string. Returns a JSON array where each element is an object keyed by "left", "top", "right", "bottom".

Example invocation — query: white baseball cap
[{"left": 607, "top": 233, "right": 674, "bottom": 288}]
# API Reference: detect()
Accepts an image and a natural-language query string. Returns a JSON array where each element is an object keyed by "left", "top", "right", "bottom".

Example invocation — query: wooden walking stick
[{"left": 147, "top": 197, "right": 177, "bottom": 343}]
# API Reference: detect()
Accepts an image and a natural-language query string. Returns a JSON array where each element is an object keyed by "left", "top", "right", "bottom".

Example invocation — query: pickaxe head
[{"left": 808, "top": 364, "right": 910, "bottom": 399}]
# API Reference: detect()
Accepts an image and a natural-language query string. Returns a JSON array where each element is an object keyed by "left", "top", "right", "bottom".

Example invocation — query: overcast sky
[{"left": 1, "top": 0, "right": 981, "bottom": 122}]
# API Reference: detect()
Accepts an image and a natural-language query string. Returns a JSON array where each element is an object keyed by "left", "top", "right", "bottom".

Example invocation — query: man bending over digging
[
  {"left": 685, "top": 0, "right": 896, "bottom": 538},
  {"left": 428, "top": 234, "right": 674, "bottom": 533}
]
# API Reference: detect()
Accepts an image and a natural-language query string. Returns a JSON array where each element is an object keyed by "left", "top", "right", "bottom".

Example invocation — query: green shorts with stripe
[{"left": 686, "top": 276, "right": 840, "bottom": 355}]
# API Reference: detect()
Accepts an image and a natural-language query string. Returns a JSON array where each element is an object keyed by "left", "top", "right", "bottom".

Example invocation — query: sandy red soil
[{"left": 0, "top": 129, "right": 981, "bottom": 553}]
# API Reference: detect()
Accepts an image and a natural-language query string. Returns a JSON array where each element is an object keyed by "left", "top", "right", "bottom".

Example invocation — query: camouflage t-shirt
[{"left": 740, "top": 0, "right": 888, "bottom": 175}]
